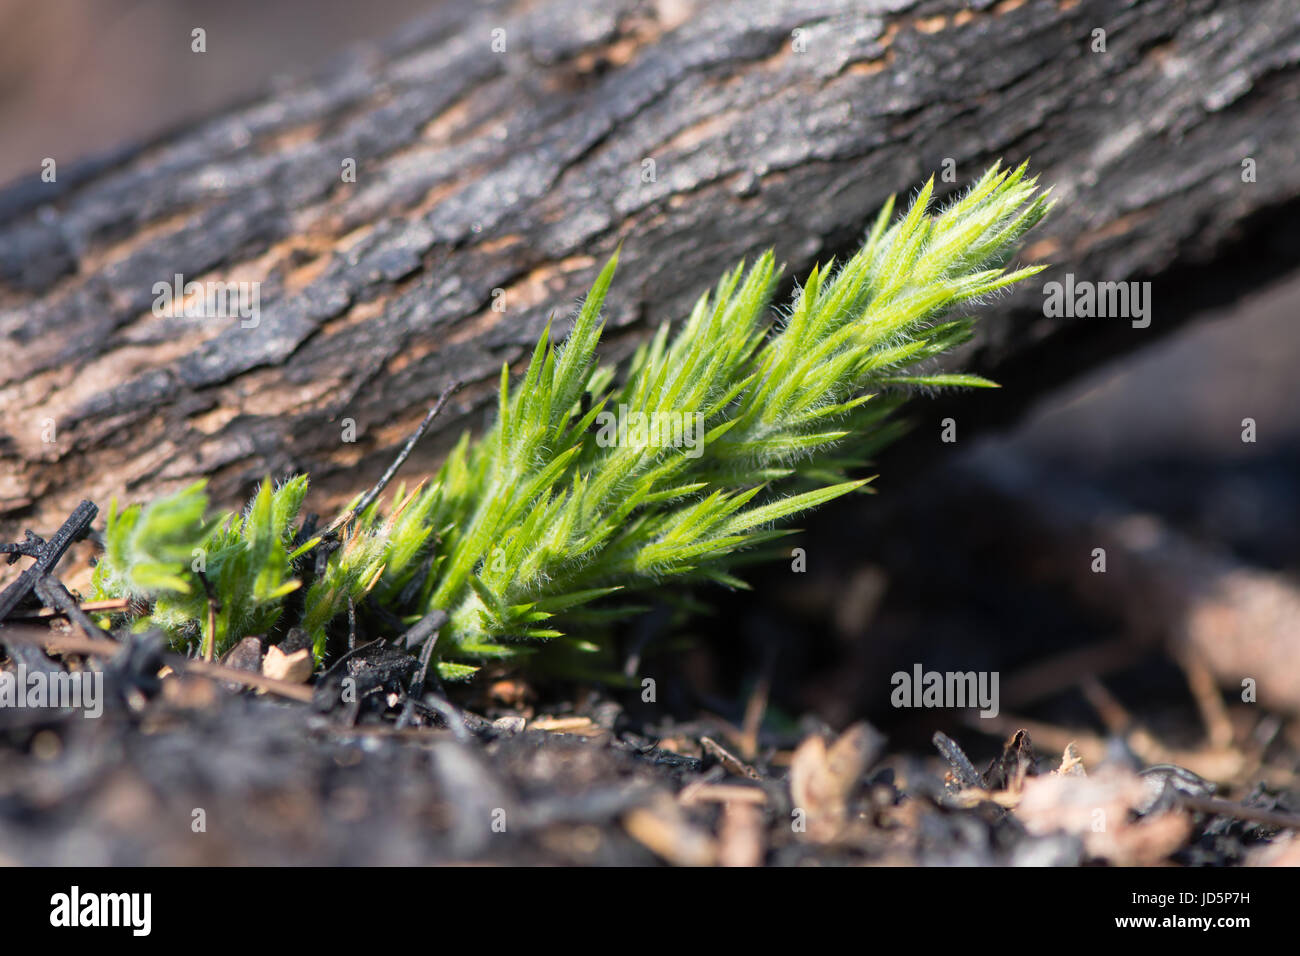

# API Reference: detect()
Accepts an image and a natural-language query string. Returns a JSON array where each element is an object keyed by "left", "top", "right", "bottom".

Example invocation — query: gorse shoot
[
  {"left": 90, "top": 162, "right": 1052, "bottom": 679},
  {"left": 92, "top": 477, "right": 311, "bottom": 654}
]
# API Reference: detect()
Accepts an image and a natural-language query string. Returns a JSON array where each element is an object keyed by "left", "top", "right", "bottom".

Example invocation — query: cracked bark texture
[{"left": 2, "top": 0, "right": 1299, "bottom": 534}]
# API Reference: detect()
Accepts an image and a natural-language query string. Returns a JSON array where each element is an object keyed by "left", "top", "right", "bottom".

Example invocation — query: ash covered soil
[{"left": 1, "top": 635, "right": 1297, "bottom": 867}]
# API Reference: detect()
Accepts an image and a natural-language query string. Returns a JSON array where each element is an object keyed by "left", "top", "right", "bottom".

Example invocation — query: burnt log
[{"left": 2, "top": 0, "right": 1299, "bottom": 533}]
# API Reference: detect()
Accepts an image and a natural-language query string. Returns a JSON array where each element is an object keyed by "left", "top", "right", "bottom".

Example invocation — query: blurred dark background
[{"left": 0, "top": 0, "right": 431, "bottom": 186}]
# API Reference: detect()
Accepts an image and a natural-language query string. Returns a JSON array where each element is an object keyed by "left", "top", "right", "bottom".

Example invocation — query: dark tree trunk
[{"left": 3, "top": 0, "right": 1298, "bottom": 533}]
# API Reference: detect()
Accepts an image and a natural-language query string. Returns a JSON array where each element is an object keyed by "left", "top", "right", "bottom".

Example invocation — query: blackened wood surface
[{"left": 2, "top": 0, "right": 1299, "bottom": 532}]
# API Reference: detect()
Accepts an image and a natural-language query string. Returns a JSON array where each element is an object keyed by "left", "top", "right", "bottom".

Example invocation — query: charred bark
[{"left": 2, "top": 0, "right": 1298, "bottom": 532}]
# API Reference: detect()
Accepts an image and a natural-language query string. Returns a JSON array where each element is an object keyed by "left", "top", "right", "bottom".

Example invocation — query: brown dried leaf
[
  {"left": 1057, "top": 742, "right": 1087, "bottom": 776},
  {"left": 624, "top": 797, "right": 717, "bottom": 866},
  {"left": 262, "top": 645, "right": 313, "bottom": 684},
  {"left": 790, "top": 721, "right": 882, "bottom": 842},
  {"left": 700, "top": 735, "right": 761, "bottom": 779},
  {"left": 718, "top": 801, "right": 765, "bottom": 867},
  {"left": 1015, "top": 764, "right": 1191, "bottom": 865}
]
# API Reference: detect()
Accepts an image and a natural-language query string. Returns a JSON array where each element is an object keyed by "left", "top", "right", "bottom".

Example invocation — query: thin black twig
[
  {"left": 395, "top": 609, "right": 448, "bottom": 731},
  {"left": 0, "top": 501, "right": 97, "bottom": 622},
  {"left": 1177, "top": 794, "right": 1300, "bottom": 831},
  {"left": 312, "top": 535, "right": 339, "bottom": 581},
  {"left": 1, "top": 530, "right": 46, "bottom": 563},
  {"left": 33, "top": 575, "right": 108, "bottom": 643},
  {"left": 324, "top": 381, "right": 462, "bottom": 537},
  {"left": 932, "top": 731, "right": 984, "bottom": 790}
]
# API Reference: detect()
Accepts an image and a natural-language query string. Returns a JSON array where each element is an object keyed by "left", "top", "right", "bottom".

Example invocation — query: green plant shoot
[{"left": 90, "top": 161, "right": 1052, "bottom": 679}]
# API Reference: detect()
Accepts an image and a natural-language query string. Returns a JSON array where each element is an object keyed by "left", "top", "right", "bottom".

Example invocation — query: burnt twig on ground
[
  {"left": 323, "top": 381, "right": 463, "bottom": 537},
  {"left": 933, "top": 731, "right": 984, "bottom": 791},
  {"left": 32, "top": 575, "right": 106, "bottom": 642},
  {"left": 0, "top": 500, "right": 97, "bottom": 622},
  {"left": 396, "top": 609, "right": 448, "bottom": 731},
  {"left": 1177, "top": 794, "right": 1300, "bottom": 831}
]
